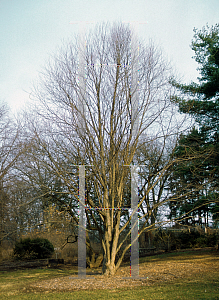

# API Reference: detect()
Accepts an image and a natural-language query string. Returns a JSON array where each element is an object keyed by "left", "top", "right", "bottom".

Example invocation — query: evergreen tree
[
  {"left": 170, "top": 24, "right": 219, "bottom": 226},
  {"left": 168, "top": 128, "right": 210, "bottom": 226}
]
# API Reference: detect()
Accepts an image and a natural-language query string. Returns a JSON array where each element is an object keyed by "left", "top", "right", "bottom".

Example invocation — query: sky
[{"left": 0, "top": 0, "right": 219, "bottom": 113}]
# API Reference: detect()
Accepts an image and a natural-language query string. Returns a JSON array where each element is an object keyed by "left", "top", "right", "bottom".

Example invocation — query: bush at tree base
[{"left": 13, "top": 238, "right": 54, "bottom": 260}]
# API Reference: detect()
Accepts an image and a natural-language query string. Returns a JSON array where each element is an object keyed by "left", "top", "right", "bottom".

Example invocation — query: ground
[{"left": 22, "top": 248, "right": 218, "bottom": 293}]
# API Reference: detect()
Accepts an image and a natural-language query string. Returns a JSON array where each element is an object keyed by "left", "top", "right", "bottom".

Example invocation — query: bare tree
[
  {"left": 27, "top": 22, "right": 182, "bottom": 275},
  {"left": 0, "top": 103, "right": 25, "bottom": 247},
  {"left": 137, "top": 140, "right": 173, "bottom": 228}
]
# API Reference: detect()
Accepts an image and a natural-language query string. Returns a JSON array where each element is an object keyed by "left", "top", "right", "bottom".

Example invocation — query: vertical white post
[
  {"left": 78, "top": 23, "right": 86, "bottom": 277},
  {"left": 78, "top": 165, "right": 86, "bottom": 277},
  {"left": 130, "top": 22, "right": 139, "bottom": 278},
  {"left": 131, "top": 165, "right": 139, "bottom": 278}
]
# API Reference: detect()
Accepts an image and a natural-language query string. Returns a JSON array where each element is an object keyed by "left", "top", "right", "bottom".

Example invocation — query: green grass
[
  {"left": 1, "top": 277, "right": 219, "bottom": 300},
  {"left": 0, "top": 268, "right": 76, "bottom": 299},
  {"left": 0, "top": 250, "right": 218, "bottom": 299},
  {"left": 139, "top": 248, "right": 216, "bottom": 263}
]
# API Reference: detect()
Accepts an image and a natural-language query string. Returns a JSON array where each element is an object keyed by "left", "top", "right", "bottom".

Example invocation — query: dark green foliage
[
  {"left": 154, "top": 229, "right": 200, "bottom": 250},
  {"left": 172, "top": 23, "right": 219, "bottom": 174},
  {"left": 171, "top": 23, "right": 219, "bottom": 102},
  {"left": 154, "top": 230, "right": 178, "bottom": 251},
  {"left": 154, "top": 229, "right": 217, "bottom": 250},
  {"left": 168, "top": 128, "right": 211, "bottom": 225},
  {"left": 211, "top": 202, "right": 219, "bottom": 226},
  {"left": 13, "top": 238, "right": 54, "bottom": 260},
  {"left": 177, "top": 230, "right": 201, "bottom": 249},
  {"left": 170, "top": 24, "right": 219, "bottom": 226},
  {"left": 195, "top": 233, "right": 218, "bottom": 247}
]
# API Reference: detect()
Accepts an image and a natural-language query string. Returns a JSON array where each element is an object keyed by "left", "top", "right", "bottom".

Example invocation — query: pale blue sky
[{"left": 0, "top": 0, "right": 219, "bottom": 112}]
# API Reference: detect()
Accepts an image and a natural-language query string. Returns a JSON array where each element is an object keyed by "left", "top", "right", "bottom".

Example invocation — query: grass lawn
[{"left": 0, "top": 250, "right": 218, "bottom": 299}]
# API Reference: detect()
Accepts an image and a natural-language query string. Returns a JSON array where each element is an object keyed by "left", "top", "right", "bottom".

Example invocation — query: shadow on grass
[
  {"left": 0, "top": 249, "right": 218, "bottom": 299},
  {"left": 2, "top": 277, "right": 219, "bottom": 300}
]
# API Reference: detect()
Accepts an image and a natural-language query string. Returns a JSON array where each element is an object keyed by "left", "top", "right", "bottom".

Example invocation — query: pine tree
[{"left": 170, "top": 24, "right": 219, "bottom": 226}]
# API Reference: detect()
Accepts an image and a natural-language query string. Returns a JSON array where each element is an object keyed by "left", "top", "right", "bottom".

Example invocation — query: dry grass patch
[
  {"left": 0, "top": 249, "right": 218, "bottom": 299},
  {"left": 26, "top": 249, "right": 219, "bottom": 293}
]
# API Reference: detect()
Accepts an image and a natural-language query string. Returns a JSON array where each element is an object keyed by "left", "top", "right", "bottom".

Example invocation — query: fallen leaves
[{"left": 27, "top": 250, "right": 219, "bottom": 293}]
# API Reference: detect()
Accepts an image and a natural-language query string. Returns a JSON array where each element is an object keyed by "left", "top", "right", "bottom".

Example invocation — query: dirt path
[{"left": 27, "top": 250, "right": 219, "bottom": 292}]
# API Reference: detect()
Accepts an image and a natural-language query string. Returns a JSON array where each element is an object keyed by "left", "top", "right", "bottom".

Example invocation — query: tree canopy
[
  {"left": 28, "top": 22, "right": 178, "bottom": 275},
  {"left": 170, "top": 23, "right": 219, "bottom": 226}
]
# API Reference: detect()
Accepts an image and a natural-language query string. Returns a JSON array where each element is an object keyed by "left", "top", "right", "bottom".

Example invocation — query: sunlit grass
[
  {"left": 0, "top": 250, "right": 218, "bottom": 299},
  {"left": 2, "top": 277, "right": 219, "bottom": 300}
]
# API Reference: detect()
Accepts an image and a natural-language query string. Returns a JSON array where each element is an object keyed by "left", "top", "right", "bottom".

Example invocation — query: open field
[{"left": 0, "top": 249, "right": 218, "bottom": 299}]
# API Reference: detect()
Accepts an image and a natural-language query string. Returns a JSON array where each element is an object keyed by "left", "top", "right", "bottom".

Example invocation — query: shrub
[
  {"left": 13, "top": 238, "right": 54, "bottom": 260},
  {"left": 206, "top": 233, "right": 218, "bottom": 247},
  {"left": 195, "top": 237, "right": 207, "bottom": 248},
  {"left": 177, "top": 230, "right": 201, "bottom": 249},
  {"left": 153, "top": 230, "right": 179, "bottom": 251},
  {"left": 151, "top": 229, "right": 218, "bottom": 251},
  {"left": 194, "top": 234, "right": 218, "bottom": 248}
]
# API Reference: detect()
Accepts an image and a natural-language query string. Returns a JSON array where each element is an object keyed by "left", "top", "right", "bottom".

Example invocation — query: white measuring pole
[
  {"left": 131, "top": 165, "right": 139, "bottom": 277},
  {"left": 130, "top": 22, "right": 139, "bottom": 278},
  {"left": 77, "top": 24, "right": 87, "bottom": 277},
  {"left": 78, "top": 165, "right": 86, "bottom": 277}
]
